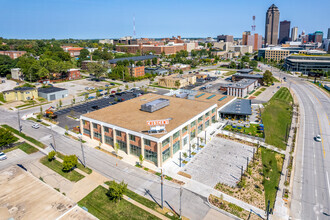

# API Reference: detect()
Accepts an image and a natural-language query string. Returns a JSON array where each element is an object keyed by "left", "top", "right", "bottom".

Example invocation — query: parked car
[
  {"left": 91, "top": 105, "right": 99, "bottom": 110},
  {"left": 85, "top": 87, "right": 90, "bottom": 90},
  {"left": 88, "top": 96, "right": 95, "bottom": 99},
  {"left": 111, "top": 90, "right": 116, "bottom": 94},
  {"left": 315, "top": 135, "right": 322, "bottom": 142},
  {"left": 105, "top": 85, "right": 110, "bottom": 87},
  {"left": 109, "top": 94, "right": 115, "bottom": 98},
  {"left": 110, "top": 83, "right": 115, "bottom": 86},
  {"left": 134, "top": 93, "right": 142, "bottom": 97},
  {"left": 32, "top": 124, "right": 40, "bottom": 129},
  {"left": 0, "top": 152, "right": 7, "bottom": 160}
]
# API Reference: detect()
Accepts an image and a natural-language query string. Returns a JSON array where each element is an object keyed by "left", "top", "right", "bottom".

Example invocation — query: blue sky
[{"left": 1, "top": 0, "right": 329, "bottom": 39}]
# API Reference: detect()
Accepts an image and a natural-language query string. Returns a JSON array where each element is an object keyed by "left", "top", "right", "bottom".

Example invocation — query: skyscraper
[
  {"left": 265, "top": 4, "right": 280, "bottom": 46},
  {"left": 247, "top": 33, "right": 263, "bottom": 51},
  {"left": 291, "top": 27, "right": 298, "bottom": 41},
  {"left": 327, "top": 28, "right": 330, "bottom": 39},
  {"left": 279, "top": 20, "right": 291, "bottom": 44},
  {"left": 242, "top": 31, "right": 251, "bottom": 45},
  {"left": 314, "top": 31, "right": 323, "bottom": 43}
]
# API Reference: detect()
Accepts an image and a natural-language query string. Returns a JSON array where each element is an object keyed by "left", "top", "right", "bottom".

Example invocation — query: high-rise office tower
[
  {"left": 242, "top": 31, "right": 251, "bottom": 45},
  {"left": 291, "top": 27, "right": 298, "bottom": 41},
  {"left": 265, "top": 4, "right": 280, "bottom": 46},
  {"left": 314, "top": 31, "right": 323, "bottom": 43},
  {"left": 327, "top": 28, "right": 330, "bottom": 39},
  {"left": 279, "top": 20, "right": 291, "bottom": 44},
  {"left": 247, "top": 33, "right": 263, "bottom": 51}
]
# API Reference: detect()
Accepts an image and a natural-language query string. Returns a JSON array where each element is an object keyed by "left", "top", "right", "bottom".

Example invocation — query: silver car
[{"left": 0, "top": 152, "right": 7, "bottom": 160}]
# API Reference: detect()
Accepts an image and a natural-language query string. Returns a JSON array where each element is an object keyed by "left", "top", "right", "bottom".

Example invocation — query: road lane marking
[
  {"left": 327, "top": 172, "right": 330, "bottom": 200},
  {"left": 315, "top": 112, "right": 326, "bottom": 158}
]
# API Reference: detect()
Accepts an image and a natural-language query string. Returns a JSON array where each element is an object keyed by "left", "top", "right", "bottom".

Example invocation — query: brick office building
[
  {"left": 0, "top": 51, "right": 26, "bottom": 59},
  {"left": 67, "top": 69, "right": 81, "bottom": 80},
  {"left": 80, "top": 93, "right": 235, "bottom": 167},
  {"left": 129, "top": 65, "right": 145, "bottom": 77}
]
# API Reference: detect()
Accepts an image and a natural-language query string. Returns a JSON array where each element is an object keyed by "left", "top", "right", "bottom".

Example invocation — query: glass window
[
  {"left": 83, "top": 128, "right": 90, "bottom": 135},
  {"left": 191, "top": 121, "right": 196, "bottom": 127},
  {"left": 212, "top": 115, "right": 216, "bottom": 123},
  {"left": 105, "top": 136, "right": 113, "bottom": 146},
  {"left": 116, "top": 130, "right": 122, "bottom": 137},
  {"left": 182, "top": 126, "right": 188, "bottom": 134},
  {"left": 198, "top": 124, "right": 203, "bottom": 134},
  {"left": 190, "top": 130, "right": 196, "bottom": 140},
  {"left": 162, "top": 148, "right": 171, "bottom": 162},
  {"left": 94, "top": 131, "right": 101, "bottom": 139},
  {"left": 212, "top": 108, "right": 216, "bottom": 113},
  {"left": 205, "top": 120, "right": 210, "bottom": 128},
  {"left": 83, "top": 120, "right": 88, "bottom": 125},
  {"left": 198, "top": 116, "right": 203, "bottom": 123},
  {"left": 116, "top": 140, "right": 127, "bottom": 153},
  {"left": 93, "top": 123, "right": 98, "bottom": 129},
  {"left": 173, "top": 131, "right": 180, "bottom": 140},
  {"left": 183, "top": 137, "right": 188, "bottom": 146},
  {"left": 145, "top": 149, "right": 157, "bottom": 164},
  {"left": 104, "top": 127, "right": 109, "bottom": 133},
  {"left": 162, "top": 137, "right": 170, "bottom": 147},
  {"left": 130, "top": 144, "right": 141, "bottom": 157},
  {"left": 129, "top": 134, "right": 135, "bottom": 141},
  {"left": 144, "top": 139, "right": 151, "bottom": 146},
  {"left": 205, "top": 112, "right": 210, "bottom": 117},
  {"left": 173, "top": 141, "right": 180, "bottom": 154}
]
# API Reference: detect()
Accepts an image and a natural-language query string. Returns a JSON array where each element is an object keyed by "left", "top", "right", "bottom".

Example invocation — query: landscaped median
[
  {"left": 223, "top": 124, "right": 264, "bottom": 138},
  {"left": 3, "top": 142, "right": 39, "bottom": 154},
  {"left": 214, "top": 147, "right": 284, "bottom": 213},
  {"left": 1, "top": 124, "right": 47, "bottom": 149},
  {"left": 261, "top": 87, "right": 293, "bottom": 150}
]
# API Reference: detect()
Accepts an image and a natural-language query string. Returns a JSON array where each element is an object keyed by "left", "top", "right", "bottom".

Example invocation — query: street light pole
[
  {"left": 161, "top": 168, "right": 164, "bottom": 209},
  {"left": 80, "top": 135, "right": 86, "bottom": 167},
  {"left": 51, "top": 125, "right": 56, "bottom": 152},
  {"left": 17, "top": 109, "right": 22, "bottom": 133},
  {"left": 179, "top": 187, "right": 183, "bottom": 218}
]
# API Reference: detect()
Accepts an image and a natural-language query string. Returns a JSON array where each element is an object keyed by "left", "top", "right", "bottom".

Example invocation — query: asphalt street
[{"left": 259, "top": 63, "right": 330, "bottom": 220}]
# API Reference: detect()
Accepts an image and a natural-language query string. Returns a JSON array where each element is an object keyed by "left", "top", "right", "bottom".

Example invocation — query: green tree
[
  {"left": 263, "top": 70, "right": 273, "bottom": 85},
  {"left": 87, "top": 62, "right": 106, "bottom": 79},
  {"left": 229, "top": 61, "right": 236, "bottom": 69},
  {"left": 114, "top": 142, "right": 119, "bottom": 155},
  {"left": 139, "top": 154, "right": 144, "bottom": 166},
  {"left": 152, "top": 57, "right": 158, "bottom": 65},
  {"left": 85, "top": 93, "right": 88, "bottom": 102},
  {"left": 175, "top": 80, "right": 181, "bottom": 88},
  {"left": 241, "top": 56, "right": 250, "bottom": 62},
  {"left": 96, "top": 90, "right": 101, "bottom": 98},
  {"left": 48, "top": 151, "right": 56, "bottom": 161},
  {"left": 62, "top": 155, "right": 78, "bottom": 172},
  {"left": 59, "top": 99, "right": 62, "bottom": 107},
  {"left": 249, "top": 60, "right": 258, "bottom": 68},
  {"left": 78, "top": 49, "right": 90, "bottom": 61},
  {"left": 106, "top": 180, "right": 128, "bottom": 202},
  {"left": 136, "top": 61, "right": 143, "bottom": 66},
  {"left": 0, "top": 55, "right": 16, "bottom": 76},
  {"left": 0, "top": 128, "right": 17, "bottom": 147}
]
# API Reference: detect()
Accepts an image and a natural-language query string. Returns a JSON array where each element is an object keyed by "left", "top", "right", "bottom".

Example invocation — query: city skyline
[{"left": 0, "top": 0, "right": 329, "bottom": 39}]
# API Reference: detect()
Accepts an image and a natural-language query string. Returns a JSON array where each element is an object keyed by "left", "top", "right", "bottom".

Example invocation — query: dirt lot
[{"left": 0, "top": 166, "right": 96, "bottom": 220}]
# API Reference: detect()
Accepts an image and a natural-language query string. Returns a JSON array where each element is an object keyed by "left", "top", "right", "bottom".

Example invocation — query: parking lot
[
  {"left": 55, "top": 90, "right": 146, "bottom": 129},
  {"left": 182, "top": 136, "right": 255, "bottom": 187}
]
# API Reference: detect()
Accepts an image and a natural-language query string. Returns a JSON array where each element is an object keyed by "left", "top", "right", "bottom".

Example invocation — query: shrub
[
  {"left": 62, "top": 155, "right": 78, "bottom": 172},
  {"left": 6, "top": 74, "right": 11, "bottom": 79},
  {"left": 106, "top": 180, "right": 127, "bottom": 202},
  {"left": 48, "top": 150, "right": 56, "bottom": 161}
]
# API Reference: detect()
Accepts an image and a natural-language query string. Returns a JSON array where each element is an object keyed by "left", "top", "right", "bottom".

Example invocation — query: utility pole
[
  {"left": 179, "top": 151, "right": 182, "bottom": 167},
  {"left": 189, "top": 144, "right": 191, "bottom": 158},
  {"left": 80, "top": 135, "right": 86, "bottom": 167},
  {"left": 17, "top": 109, "right": 22, "bottom": 133},
  {"left": 51, "top": 125, "right": 57, "bottom": 152},
  {"left": 161, "top": 168, "right": 164, "bottom": 209},
  {"left": 179, "top": 187, "right": 183, "bottom": 218}
]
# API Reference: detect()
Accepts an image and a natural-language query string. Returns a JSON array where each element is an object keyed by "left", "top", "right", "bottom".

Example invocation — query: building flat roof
[
  {"left": 109, "top": 55, "right": 158, "bottom": 64},
  {"left": 234, "top": 73, "right": 263, "bottom": 79},
  {"left": 38, "top": 87, "right": 67, "bottom": 94},
  {"left": 219, "top": 99, "right": 252, "bottom": 115},
  {"left": 237, "top": 69, "right": 253, "bottom": 74},
  {"left": 3, "top": 87, "right": 36, "bottom": 93},
  {"left": 82, "top": 93, "right": 216, "bottom": 139},
  {"left": 194, "top": 92, "right": 235, "bottom": 107},
  {"left": 223, "top": 79, "right": 257, "bottom": 89}
]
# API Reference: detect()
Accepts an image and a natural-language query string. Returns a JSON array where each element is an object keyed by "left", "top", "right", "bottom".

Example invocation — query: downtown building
[
  {"left": 80, "top": 93, "right": 235, "bottom": 167},
  {"left": 279, "top": 20, "right": 291, "bottom": 44},
  {"left": 265, "top": 4, "right": 280, "bottom": 46},
  {"left": 285, "top": 54, "right": 330, "bottom": 73}
]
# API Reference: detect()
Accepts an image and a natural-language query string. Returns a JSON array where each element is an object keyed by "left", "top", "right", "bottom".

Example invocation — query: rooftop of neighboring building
[
  {"left": 3, "top": 86, "right": 36, "bottom": 93},
  {"left": 38, "top": 87, "right": 67, "bottom": 94},
  {"left": 223, "top": 79, "right": 257, "bottom": 89},
  {"left": 219, "top": 99, "right": 252, "bottom": 116},
  {"left": 82, "top": 93, "right": 216, "bottom": 139},
  {"left": 160, "top": 74, "right": 194, "bottom": 80},
  {"left": 237, "top": 69, "right": 253, "bottom": 74},
  {"left": 193, "top": 92, "right": 235, "bottom": 107},
  {"left": 109, "top": 55, "right": 158, "bottom": 64},
  {"left": 234, "top": 73, "right": 263, "bottom": 79}
]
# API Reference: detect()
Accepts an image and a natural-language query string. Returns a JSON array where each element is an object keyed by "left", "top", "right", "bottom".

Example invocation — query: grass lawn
[
  {"left": 311, "top": 81, "right": 330, "bottom": 94},
  {"left": 261, "top": 87, "right": 293, "bottom": 150},
  {"left": 1, "top": 124, "right": 47, "bottom": 149},
  {"left": 78, "top": 186, "right": 159, "bottom": 220},
  {"left": 56, "top": 152, "right": 92, "bottom": 174},
  {"left": 0, "top": 93, "right": 6, "bottom": 103},
  {"left": 261, "top": 148, "right": 284, "bottom": 210},
  {"left": 17, "top": 142, "right": 39, "bottom": 154},
  {"left": 224, "top": 124, "right": 264, "bottom": 138},
  {"left": 254, "top": 91, "right": 262, "bottom": 96},
  {"left": 223, "top": 70, "right": 237, "bottom": 76},
  {"left": 40, "top": 156, "right": 84, "bottom": 182}
]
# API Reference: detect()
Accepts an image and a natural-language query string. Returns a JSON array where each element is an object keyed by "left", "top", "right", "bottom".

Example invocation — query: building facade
[
  {"left": 265, "top": 4, "right": 280, "bottom": 46},
  {"left": 158, "top": 74, "right": 196, "bottom": 88},
  {"left": 291, "top": 27, "right": 298, "bottom": 41},
  {"left": 11, "top": 68, "right": 23, "bottom": 80},
  {"left": 217, "top": 35, "right": 234, "bottom": 42},
  {"left": 314, "top": 31, "right": 323, "bottom": 43},
  {"left": 242, "top": 31, "right": 251, "bottom": 45},
  {"left": 67, "top": 69, "right": 81, "bottom": 80},
  {"left": 3, "top": 87, "right": 38, "bottom": 102},
  {"left": 129, "top": 66, "right": 145, "bottom": 77},
  {"left": 0, "top": 51, "right": 26, "bottom": 59},
  {"left": 38, "top": 87, "right": 68, "bottom": 101},
  {"left": 279, "top": 20, "right": 291, "bottom": 44},
  {"left": 247, "top": 34, "right": 263, "bottom": 51},
  {"left": 285, "top": 55, "right": 330, "bottom": 73},
  {"left": 222, "top": 79, "right": 258, "bottom": 98},
  {"left": 80, "top": 93, "right": 234, "bottom": 167}
]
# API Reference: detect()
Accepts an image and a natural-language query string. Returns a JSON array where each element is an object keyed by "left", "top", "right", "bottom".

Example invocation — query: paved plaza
[{"left": 182, "top": 136, "right": 255, "bottom": 187}]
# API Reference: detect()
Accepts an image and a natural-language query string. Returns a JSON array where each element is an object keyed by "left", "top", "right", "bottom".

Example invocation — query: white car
[
  {"left": 315, "top": 135, "right": 321, "bottom": 142},
  {"left": 32, "top": 124, "right": 40, "bottom": 129},
  {"left": 0, "top": 152, "right": 7, "bottom": 160}
]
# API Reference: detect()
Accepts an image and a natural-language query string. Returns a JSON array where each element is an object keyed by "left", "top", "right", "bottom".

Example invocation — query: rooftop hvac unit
[
  {"left": 141, "top": 98, "right": 170, "bottom": 113},
  {"left": 176, "top": 93, "right": 188, "bottom": 99},
  {"left": 187, "top": 94, "right": 195, "bottom": 100}
]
